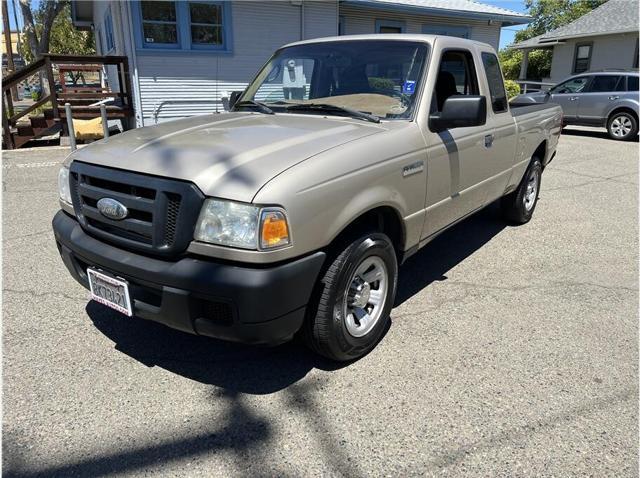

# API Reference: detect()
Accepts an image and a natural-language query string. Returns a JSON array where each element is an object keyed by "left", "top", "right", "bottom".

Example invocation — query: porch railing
[
  {"left": 2, "top": 54, "right": 134, "bottom": 149},
  {"left": 516, "top": 80, "right": 555, "bottom": 94}
]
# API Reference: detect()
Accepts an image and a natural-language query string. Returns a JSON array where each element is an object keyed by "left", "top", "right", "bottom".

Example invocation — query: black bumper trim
[{"left": 53, "top": 210, "right": 326, "bottom": 345}]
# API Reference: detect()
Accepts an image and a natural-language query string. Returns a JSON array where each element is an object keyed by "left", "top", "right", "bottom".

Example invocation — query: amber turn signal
[{"left": 260, "top": 210, "right": 291, "bottom": 249}]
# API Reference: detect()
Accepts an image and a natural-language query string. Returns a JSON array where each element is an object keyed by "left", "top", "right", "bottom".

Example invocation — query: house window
[
  {"left": 135, "top": 1, "right": 231, "bottom": 52},
  {"left": 104, "top": 7, "right": 115, "bottom": 52},
  {"left": 634, "top": 39, "right": 639, "bottom": 68},
  {"left": 422, "top": 24, "right": 470, "bottom": 39},
  {"left": 189, "top": 2, "right": 224, "bottom": 47},
  {"left": 375, "top": 19, "right": 405, "bottom": 34},
  {"left": 141, "top": 1, "right": 179, "bottom": 47},
  {"left": 573, "top": 42, "right": 592, "bottom": 74}
]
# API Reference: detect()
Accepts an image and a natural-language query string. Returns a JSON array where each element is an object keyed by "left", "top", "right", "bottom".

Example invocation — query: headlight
[
  {"left": 58, "top": 166, "right": 72, "bottom": 205},
  {"left": 194, "top": 199, "right": 291, "bottom": 250}
]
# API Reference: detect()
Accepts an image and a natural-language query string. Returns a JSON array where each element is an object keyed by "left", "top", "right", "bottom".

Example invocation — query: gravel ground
[{"left": 2, "top": 128, "right": 638, "bottom": 477}]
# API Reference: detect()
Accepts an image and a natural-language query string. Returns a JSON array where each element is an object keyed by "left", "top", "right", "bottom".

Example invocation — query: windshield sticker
[{"left": 403, "top": 80, "right": 416, "bottom": 95}]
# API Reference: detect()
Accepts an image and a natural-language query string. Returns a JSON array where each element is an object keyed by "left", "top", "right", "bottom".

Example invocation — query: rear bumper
[{"left": 52, "top": 210, "right": 326, "bottom": 345}]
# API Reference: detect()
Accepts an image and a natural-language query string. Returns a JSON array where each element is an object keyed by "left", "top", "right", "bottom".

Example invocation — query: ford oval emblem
[{"left": 97, "top": 198, "right": 128, "bottom": 221}]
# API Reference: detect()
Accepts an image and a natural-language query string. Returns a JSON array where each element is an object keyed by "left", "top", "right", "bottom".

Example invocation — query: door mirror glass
[{"left": 429, "top": 95, "right": 487, "bottom": 131}]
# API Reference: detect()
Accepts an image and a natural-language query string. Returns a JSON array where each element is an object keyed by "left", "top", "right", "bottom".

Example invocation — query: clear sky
[
  {"left": 483, "top": 0, "right": 530, "bottom": 49},
  {"left": 5, "top": 0, "right": 529, "bottom": 50}
]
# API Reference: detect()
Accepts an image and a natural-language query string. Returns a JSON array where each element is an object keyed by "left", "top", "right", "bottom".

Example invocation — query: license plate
[{"left": 87, "top": 268, "right": 133, "bottom": 317}]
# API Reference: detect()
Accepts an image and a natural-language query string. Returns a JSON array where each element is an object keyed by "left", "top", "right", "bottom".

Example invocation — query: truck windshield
[{"left": 239, "top": 40, "right": 429, "bottom": 120}]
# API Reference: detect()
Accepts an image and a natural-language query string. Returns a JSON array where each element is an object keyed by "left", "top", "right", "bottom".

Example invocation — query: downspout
[
  {"left": 121, "top": 0, "right": 145, "bottom": 127},
  {"left": 300, "top": 0, "right": 305, "bottom": 40}
]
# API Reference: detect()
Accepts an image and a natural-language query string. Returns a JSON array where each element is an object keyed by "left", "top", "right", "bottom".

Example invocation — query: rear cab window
[{"left": 480, "top": 52, "right": 508, "bottom": 113}]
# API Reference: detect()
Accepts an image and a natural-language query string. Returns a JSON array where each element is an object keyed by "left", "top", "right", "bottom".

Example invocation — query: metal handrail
[
  {"left": 516, "top": 80, "right": 555, "bottom": 93},
  {"left": 152, "top": 99, "right": 222, "bottom": 124}
]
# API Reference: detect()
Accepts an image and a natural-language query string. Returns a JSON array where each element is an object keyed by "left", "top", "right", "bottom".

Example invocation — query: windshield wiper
[
  {"left": 286, "top": 103, "right": 380, "bottom": 123},
  {"left": 233, "top": 100, "right": 275, "bottom": 115}
]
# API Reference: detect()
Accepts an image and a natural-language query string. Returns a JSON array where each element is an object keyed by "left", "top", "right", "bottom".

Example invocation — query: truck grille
[{"left": 69, "top": 162, "right": 204, "bottom": 257}]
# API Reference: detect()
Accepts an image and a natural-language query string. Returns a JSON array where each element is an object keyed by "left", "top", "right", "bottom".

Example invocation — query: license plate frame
[{"left": 87, "top": 268, "right": 133, "bottom": 317}]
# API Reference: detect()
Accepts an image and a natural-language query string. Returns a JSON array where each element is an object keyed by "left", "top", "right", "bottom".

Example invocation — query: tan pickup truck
[{"left": 53, "top": 35, "right": 562, "bottom": 361}]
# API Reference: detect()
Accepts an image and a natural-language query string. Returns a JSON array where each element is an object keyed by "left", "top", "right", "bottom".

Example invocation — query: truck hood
[{"left": 70, "top": 112, "right": 387, "bottom": 202}]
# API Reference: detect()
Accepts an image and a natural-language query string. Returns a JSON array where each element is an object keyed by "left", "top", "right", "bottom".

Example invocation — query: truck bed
[{"left": 510, "top": 102, "right": 559, "bottom": 118}]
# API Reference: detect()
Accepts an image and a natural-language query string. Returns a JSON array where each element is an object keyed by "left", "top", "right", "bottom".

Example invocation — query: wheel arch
[{"left": 607, "top": 106, "right": 638, "bottom": 124}]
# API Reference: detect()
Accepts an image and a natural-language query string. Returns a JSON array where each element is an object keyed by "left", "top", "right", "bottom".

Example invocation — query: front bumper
[{"left": 52, "top": 210, "right": 326, "bottom": 345}]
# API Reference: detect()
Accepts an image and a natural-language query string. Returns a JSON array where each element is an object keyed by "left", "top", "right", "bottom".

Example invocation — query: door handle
[
  {"left": 484, "top": 134, "right": 494, "bottom": 148},
  {"left": 569, "top": 96, "right": 579, "bottom": 101},
  {"left": 608, "top": 95, "right": 620, "bottom": 100}
]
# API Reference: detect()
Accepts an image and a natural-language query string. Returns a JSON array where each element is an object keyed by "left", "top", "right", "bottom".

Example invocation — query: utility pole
[{"left": 2, "top": 0, "right": 19, "bottom": 100}]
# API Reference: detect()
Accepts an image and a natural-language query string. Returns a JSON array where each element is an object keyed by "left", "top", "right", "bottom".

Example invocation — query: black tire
[
  {"left": 302, "top": 232, "right": 398, "bottom": 362},
  {"left": 501, "top": 158, "right": 542, "bottom": 224},
  {"left": 607, "top": 111, "right": 638, "bottom": 141}
]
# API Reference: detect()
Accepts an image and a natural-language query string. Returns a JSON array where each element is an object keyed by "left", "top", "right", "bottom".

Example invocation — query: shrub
[
  {"left": 368, "top": 77, "right": 396, "bottom": 91},
  {"left": 504, "top": 79, "right": 521, "bottom": 99}
]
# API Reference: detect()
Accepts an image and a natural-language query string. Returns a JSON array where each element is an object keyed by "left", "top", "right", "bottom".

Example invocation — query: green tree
[
  {"left": 18, "top": 0, "right": 94, "bottom": 63},
  {"left": 501, "top": 0, "right": 607, "bottom": 80}
]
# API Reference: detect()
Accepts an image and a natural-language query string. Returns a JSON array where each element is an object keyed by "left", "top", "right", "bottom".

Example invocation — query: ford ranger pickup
[{"left": 53, "top": 35, "right": 562, "bottom": 361}]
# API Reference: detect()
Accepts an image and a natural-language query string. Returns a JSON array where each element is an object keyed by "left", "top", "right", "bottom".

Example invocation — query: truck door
[
  {"left": 577, "top": 75, "right": 624, "bottom": 123},
  {"left": 420, "top": 46, "right": 495, "bottom": 239}
]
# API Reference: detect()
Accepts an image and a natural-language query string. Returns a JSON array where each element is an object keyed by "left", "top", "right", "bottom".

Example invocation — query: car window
[
  {"left": 481, "top": 52, "right": 508, "bottom": 113},
  {"left": 551, "top": 76, "right": 590, "bottom": 94},
  {"left": 588, "top": 75, "right": 622, "bottom": 92},
  {"left": 434, "top": 50, "right": 479, "bottom": 112},
  {"left": 628, "top": 76, "right": 639, "bottom": 91}
]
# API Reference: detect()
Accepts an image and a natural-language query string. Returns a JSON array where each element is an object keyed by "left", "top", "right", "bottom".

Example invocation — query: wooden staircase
[
  {"left": 2, "top": 54, "right": 134, "bottom": 149},
  {"left": 12, "top": 109, "right": 60, "bottom": 149}
]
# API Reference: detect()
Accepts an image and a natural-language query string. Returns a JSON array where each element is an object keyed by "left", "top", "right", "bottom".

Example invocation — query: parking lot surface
[{"left": 3, "top": 129, "right": 638, "bottom": 477}]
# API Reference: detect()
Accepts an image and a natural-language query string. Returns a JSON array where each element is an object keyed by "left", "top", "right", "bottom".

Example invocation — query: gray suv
[{"left": 513, "top": 71, "right": 639, "bottom": 140}]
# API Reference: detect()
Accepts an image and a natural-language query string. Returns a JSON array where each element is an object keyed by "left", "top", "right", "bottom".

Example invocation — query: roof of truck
[{"left": 283, "top": 34, "right": 491, "bottom": 50}]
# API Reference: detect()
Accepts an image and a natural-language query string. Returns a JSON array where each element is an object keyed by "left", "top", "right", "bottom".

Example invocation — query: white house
[
  {"left": 71, "top": 0, "right": 529, "bottom": 126},
  {"left": 512, "top": 0, "right": 639, "bottom": 84}
]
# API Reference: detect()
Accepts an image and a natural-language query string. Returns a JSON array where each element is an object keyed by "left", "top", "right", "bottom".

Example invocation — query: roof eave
[
  {"left": 513, "top": 28, "right": 639, "bottom": 49},
  {"left": 341, "top": 0, "right": 531, "bottom": 26}
]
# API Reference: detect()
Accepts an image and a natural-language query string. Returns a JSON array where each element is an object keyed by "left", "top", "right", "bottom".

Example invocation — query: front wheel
[
  {"left": 607, "top": 111, "right": 638, "bottom": 141},
  {"left": 302, "top": 233, "right": 398, "bottom": 362},
  {"left": 501, "top": 158, "right": 542, "bottom": 224}
]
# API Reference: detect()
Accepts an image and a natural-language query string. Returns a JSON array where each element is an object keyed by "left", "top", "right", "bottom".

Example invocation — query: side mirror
[
  {"left": 228, "top": 91, "right": 243, "bottom": 110},
  {"left": 429, "top": 96, "right": 487, "bottom": 132}
]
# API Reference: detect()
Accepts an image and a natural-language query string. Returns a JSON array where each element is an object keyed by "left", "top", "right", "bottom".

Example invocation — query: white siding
[
  {"left": 548, "top": 33, "right": 639, "bottom": 83},
  {"left": 135, "top": 0, "right": 338, "bottom": 124},
  {"left": 340, "top": 5, "right": 502, "bottom": 49}
]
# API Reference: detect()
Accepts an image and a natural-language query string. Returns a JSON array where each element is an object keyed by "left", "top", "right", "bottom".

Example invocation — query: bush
[{"left": 504, "top": 79, "right": 521, "bottom": 99}]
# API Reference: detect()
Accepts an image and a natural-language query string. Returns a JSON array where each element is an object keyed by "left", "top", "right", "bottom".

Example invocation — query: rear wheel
[
  {"left": 501, "top": 158, "right": 542, "bottom": 224},
  {"left": 607, "top": 111, "right": 638, "bottom": 141},
  {"left": 303, "top": 233, "right": 398, "bottom": 362}
]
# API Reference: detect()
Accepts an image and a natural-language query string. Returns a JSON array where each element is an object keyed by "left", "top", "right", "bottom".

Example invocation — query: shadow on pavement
[
  {"left": 561, "top": 127, "right": 639, "bottom": 142},
  {"left": 85, "top": 204, "right": 506, "bottom": 393}
]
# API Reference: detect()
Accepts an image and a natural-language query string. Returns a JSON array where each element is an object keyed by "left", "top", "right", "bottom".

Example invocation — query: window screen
[{"left": 481, "top": 52, "right": 508, "bottom": 112}]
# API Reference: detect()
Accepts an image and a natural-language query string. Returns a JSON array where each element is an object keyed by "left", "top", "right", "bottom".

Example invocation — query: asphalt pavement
[{"left": 2, "top": 128, "right": 638, "bottom": 477}]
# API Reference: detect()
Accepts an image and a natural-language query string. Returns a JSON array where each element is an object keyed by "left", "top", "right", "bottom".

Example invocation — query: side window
[
  {"left": 434, "top": 50, "right": 479, "bottom": 112},
  {"left": 627, "top": 76, "right": 639, "bottom": 92},
  {"left": 573, "top": 43, "right": 592, "bottom": 74},
  {"left": 588, "top": 76, "right": 621, "bottom": 93},
  {"left": 481, "top": 52, "right": 507, "bottom": 113},
  {"left": 104, "top": 7, "right": 115, "bottom": 52},
  {"left": 551, "top": 76, "right": 590, "bottom": 94}
]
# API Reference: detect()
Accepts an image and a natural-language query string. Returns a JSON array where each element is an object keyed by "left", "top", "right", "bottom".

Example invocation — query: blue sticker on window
[{"left": 403, "top": 80, "right": 416, "bottom": 94}]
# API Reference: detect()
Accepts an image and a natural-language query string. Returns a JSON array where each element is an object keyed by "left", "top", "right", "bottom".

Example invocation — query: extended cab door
[{"left": 419, "top": 42, "right": 498, "bottom": 240}]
